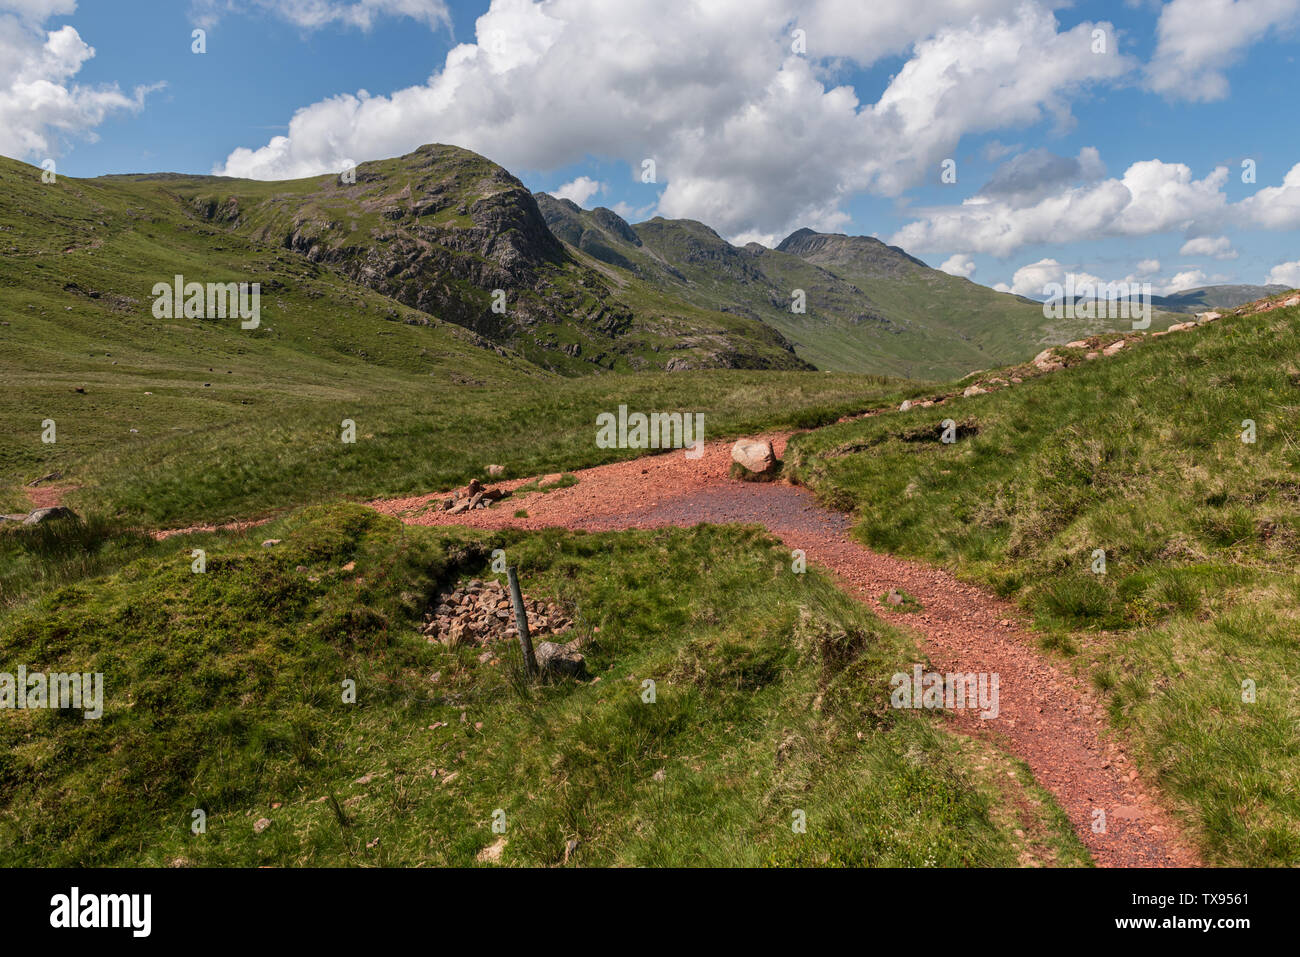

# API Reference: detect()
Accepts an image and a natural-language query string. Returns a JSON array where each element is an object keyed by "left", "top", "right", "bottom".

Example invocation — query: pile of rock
[
  {"left": 421, "top": 578, "right": 573, "bottom": 648},
  {"left": 440, "top": 479, "right": 506, "bottom": 515}
]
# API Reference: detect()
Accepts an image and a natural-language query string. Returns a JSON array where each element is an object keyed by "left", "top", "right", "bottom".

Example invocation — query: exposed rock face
[{"left": 731, "top": 438, "right": 778, "bottom": 475}]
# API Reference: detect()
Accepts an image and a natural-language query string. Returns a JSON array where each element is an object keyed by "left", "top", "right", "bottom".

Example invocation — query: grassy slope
[
  {"left": 787, "top": 298, "right": 1300, "bottom": 865},
  {"left": 0, "top": 504, "right": 1087, "bottom": 867},
  {"left": 0, "top": 154, "right": 906, "bottom": 525}
]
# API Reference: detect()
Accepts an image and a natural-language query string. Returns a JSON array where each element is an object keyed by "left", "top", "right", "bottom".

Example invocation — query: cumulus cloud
[
  {"left": 191, "top": 0, "right": 451, "bottom": 31},
  {"left": 215, "top": 0, "right": 1134, "bottom": 239},
  {"left": 977, "top": 146, "right": 1106, "bottom": 205},
  {"left": 894, "top": 155, "right": 1300, "bottom": 258},
  {"left": 1237, "top": 162, "right": 1300, "bottom": 229},
  {"left": 1179, "top": 235, "right": 1237, "bottom": 259},
  {"left": 0, "top": 1, "right": 158, "bottom": 160},
  {"left": 892, "top": 159, "right": 1237, "bottom": 256},
  {"left": 938, "top": 254, "right": 976, "bottom": 278},
  {"left": 994, "top": 256, "right": 1211, "bottom": 298},
  {"left": 1145, "top": 0, "right": 1300, "bottom": 101},
  {"left": 1160, "top": 269, "right": 1208, "bottom": 293},
  {"left": 994, "top": 258, "right": 1081, "bottom": 296},
  {"left": 552, "top": 175, "right": 602, "bottom": 206},
  {"left": 1265, "top": 260, "right": 1300, "bottom": 287}
]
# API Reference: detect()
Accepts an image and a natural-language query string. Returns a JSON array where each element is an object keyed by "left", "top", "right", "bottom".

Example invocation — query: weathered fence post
[{"left": 506, "top": 566, "right": 538, "bottom": 677}]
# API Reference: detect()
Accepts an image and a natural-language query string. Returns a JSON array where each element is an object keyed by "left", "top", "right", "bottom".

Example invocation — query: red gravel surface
[{"left": 372, "top": 435, "right": 1200, "bottom": 868}]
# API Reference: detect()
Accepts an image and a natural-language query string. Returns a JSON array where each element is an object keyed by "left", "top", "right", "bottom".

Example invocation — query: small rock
[
  {"left": 1102, "top": 339, "right": 1126, "bottom": 356},
  {"left": 253, "top": 817, "right": 272, "bottom": 834},
  {"left": 261, "top": 539, "right": 281, "bottom": 547},
  {"left": 486, "top": 464, "right": 505, "bottom": 476}
]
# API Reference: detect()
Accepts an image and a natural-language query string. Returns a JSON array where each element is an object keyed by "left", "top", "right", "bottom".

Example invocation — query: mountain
[
  {"left": 1150, "top": 284, "right": 1291, "bottom": 313},
  {"left": 536, "top": 197, "right": 1156, "bottom": 379},
  {"left": 90, "top": 145, "right": 809, "bottom": 376},
  {"left": 1, "top": 139, "right": 1207, "bottom": 388}
]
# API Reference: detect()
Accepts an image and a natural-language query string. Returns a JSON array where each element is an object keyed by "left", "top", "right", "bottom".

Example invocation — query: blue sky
[{"left": 3, "top": 0, "right": 1298, "bottom": 295}]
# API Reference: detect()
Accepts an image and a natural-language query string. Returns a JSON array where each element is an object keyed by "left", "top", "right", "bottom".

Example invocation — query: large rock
[
  {"left": 731, "top": 438, "right": 777, "bottom": 475},
  {"left": 22, "top": 506, "right": 78, "bottom": 525}
]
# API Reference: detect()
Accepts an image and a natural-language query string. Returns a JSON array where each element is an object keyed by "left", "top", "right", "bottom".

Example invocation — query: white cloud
[
  {"left": 895, "top": 155, "right": 1300, "bottom": 258},
  {"left": 995, "top": 256, "right": 1214, "bottom": 298},
  {"left": 938, "top": 253, "right": 976, "bottom": 278},
  {"left": 1237, "top": 162, "right": 1300, "bottom": 229},
  {"left": 892, "top": 159, "right": 1232, "bottom": 257},
  {"left": 1179, "top": 235, "right": 1237, "bottom": 259},
  {"left": 191, "top": 0, "right": 451, "bottom": 31},
  {"left": 1145, "top": 0, "right": 1300, "bottom": 101},
  {"left": 998, "top": 258, "right": 1079, "bottom": 297},
  {"left": 0, "top": 2, "right": 158, "bottom": 160},
  {"left": 215, "top": 0, "right": 1135, "bottom": 239},
  {"left": 1265, "top": 260, "right": 1300, "bottom": 287},
  {"left": 552, "top": 175, "right": 602, "bottom": 206},
  {"left": 1159, "top": 269, "right": 1208, "bottom": 293},
  {"left": 609, "top": 200, "right": 655, "bottom": 222}
]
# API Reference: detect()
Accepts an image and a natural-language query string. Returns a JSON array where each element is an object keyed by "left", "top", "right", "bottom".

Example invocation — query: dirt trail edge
[{"left": 370, "top": 433, "right": 1200, "bottom": 868}]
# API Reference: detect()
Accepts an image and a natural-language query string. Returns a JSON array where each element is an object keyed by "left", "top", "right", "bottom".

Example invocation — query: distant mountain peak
[{"left": 775, "top": 228, "right": 929, "bottom": 274}]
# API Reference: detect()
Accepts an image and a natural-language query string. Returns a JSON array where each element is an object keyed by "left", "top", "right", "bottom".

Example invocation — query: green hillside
[
  {"left": 0, "top": 151, "right": 903, "bottom": 523},
  {"left": 786, "top": 295, "right": 1300, "bottom": 865}
]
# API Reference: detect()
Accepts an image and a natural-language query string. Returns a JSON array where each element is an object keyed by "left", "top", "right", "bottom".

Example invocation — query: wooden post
[{"left": 506, "top": 566, "right": 538, "bottom": 676}]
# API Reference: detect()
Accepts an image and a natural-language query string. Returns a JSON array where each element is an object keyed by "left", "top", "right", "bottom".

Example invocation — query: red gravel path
[{"left": 373, "top": 434, "right": 1199, "bottom": 867}]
